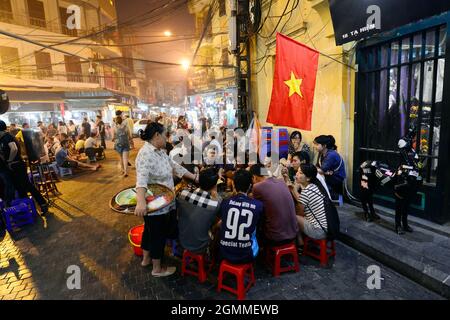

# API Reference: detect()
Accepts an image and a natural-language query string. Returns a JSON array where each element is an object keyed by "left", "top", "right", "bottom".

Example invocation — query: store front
[
  {"left": 353, "top": 13, "right": 450, "bottom": 223},
  {"left": 187, "top": 89, "right": 238, "bottom": 129}
]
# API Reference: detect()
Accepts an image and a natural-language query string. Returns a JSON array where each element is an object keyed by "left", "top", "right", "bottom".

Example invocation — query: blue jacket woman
[{"left": 313, "top": 135, "right": 346, "bottom": 196}]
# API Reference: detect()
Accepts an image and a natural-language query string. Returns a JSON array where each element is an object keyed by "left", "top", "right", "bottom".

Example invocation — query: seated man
[
  {"left": 75, "top": 134, "right": 86, "bottom": 153},
  {"left": 56, "top": 139, "right": 100, "bottom": 172},
  {"left": 217, "top": 169, "right": 263, "bottom": 264},
  {"left": 176, "top": 167, "right": 221, "bottom": 256},
  {"left": 84, "top": 132, "right": 104, "bottom": 160},
  {"left": 250, "top": 164, "right": 299, "bottom": 246}
]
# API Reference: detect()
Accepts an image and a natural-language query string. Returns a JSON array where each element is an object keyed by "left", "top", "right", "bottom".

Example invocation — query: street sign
[{"left": 329, "top": 0, "right": 450, "bottom": 45}]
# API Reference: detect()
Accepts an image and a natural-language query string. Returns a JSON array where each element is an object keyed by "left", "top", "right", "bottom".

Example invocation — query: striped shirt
[{"left": 299, "top": 184, "right": 328, "bottom": 231}]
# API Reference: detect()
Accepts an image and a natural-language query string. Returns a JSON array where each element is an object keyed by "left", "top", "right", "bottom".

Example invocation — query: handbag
[{"left": 303, "top": 186, "right": 340, "bottom": 240}]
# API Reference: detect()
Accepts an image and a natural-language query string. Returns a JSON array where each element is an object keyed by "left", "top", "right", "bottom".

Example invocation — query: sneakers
[{"left": 151, "top": 266, "right": 176, "bottom": 277}]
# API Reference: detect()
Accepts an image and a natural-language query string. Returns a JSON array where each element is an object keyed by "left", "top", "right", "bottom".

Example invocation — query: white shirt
[
  {"left": 316, "top": 173, "right": 331, "bottom": 199},
  {"left": 85, "top": 137, "right": 97, "bottom": 149},
  {"left": 135, "top": 142, "right": 188, "bottom": 216},
  {"left": 136, "top": 142, "right": 187, "bottom": 187}
]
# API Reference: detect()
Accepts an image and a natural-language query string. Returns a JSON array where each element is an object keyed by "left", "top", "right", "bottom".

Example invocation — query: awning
[{"left": 6, "top": 91, "right": 64, "bottom": 103}]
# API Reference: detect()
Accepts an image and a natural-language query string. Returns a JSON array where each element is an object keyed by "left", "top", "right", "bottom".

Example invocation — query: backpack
[
  {"left": 304, "top": 186, "right": 341, "bottom": 240},
  {"left": 115, "top": 125, "right": 129, "bottom": 148}
]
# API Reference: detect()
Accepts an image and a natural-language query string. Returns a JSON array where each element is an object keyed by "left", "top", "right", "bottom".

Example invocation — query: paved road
[{"left": 0, "top": 140, "right": 444, "bottom": 300}]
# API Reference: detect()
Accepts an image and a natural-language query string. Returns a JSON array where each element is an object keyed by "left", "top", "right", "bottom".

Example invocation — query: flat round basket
[{"left": 110, "top": 184, "right": 175, "bottom": 215}]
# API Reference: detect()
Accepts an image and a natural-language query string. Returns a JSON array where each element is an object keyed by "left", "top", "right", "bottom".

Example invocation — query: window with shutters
[
  {"left": 27, "top": 0, "right": 46, "bottom": 28},
  {"left": 35, "top": 51, "right": 53, "bottom": 79},
  {"left": 0, "top": 46, "right": 20, "bottom": 76},
  {"left": 0, "top": 0, "right": 13, "bottom": 23},
  {"left": 64, "top": 55, "right": 83, "bottom": 82}
]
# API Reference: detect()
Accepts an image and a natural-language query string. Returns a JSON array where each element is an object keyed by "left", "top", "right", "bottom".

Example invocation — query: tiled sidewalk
[{"left": 0, "top": 141, "right": 444, "bottom": 300}]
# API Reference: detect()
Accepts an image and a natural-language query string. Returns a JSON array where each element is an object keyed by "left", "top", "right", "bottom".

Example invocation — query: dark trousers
[
  {"left": 325, "top": 175, "right": 344, "bottom": 196},
  {"left": 10, "top": 161, "right": 47, "bottom": 208},
  {"left": 141, "top": 214, "right": 169, "bottom": 260},
  {"left": 360, "top": 188, "right": 375, "bottom": 215},
  {"left": 394, "top": 178, "right": 417, "bottom": 228},
  {"left": 100, "top": 134, "right": 106, "bottom": 149}
]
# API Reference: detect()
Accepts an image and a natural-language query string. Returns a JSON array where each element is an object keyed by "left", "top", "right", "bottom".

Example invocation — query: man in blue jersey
[{"left": 217, "top": 169, "right": 263, "bottom": 264}]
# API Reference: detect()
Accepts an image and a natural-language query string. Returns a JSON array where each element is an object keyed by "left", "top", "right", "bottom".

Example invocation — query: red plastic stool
[
  {"left": 303, "top": 237, "right": 336, "bottom": 266},
  {"left": 265, "top": 242, "right": 300, "bottom": 277},
  {"left": 217, "top": 260, "right": 255, "bottom": 300},
  {"left": 181, "top": 250, "right": 207, "bottom": 283}
]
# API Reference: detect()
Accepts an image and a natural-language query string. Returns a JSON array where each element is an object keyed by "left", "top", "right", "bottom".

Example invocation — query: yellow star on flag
[{"left": 284, "top": 71, "right": 303, "bottom": 98}]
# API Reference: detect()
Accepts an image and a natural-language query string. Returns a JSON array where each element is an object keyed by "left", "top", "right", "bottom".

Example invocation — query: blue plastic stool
[
  {"left": 57, "top": 166, "right": 73, "bottom": 177},
  {"left": 2, "top": 197, "right": 38, "bottom": 232},
  {"left": 167, "top": 239, "right": 181, "bottom": 257}
]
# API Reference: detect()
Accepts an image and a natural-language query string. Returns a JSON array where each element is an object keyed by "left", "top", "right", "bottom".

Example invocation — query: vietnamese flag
[{"left": 266, "top": 33, "right": 319, "bottom": 131}]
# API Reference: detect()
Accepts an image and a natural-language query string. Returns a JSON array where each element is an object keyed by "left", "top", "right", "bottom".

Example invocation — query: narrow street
[{"left": 0, "top": 140, "right": 443, "bottom": 300}]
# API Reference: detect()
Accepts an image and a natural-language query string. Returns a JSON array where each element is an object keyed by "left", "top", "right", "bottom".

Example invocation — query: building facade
[
  {"left": 187, "top": 0, "right": 238, "bottom": 128},
  {"left": 0, "top": 0, "right": 141, "bottom": 125},
  {"left": 250, "top": 0, "right": 450, "bottom": 224}
]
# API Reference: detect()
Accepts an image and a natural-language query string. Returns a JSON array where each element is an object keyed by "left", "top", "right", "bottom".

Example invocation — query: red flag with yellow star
[{"left": 266, "top": 33, "right": 319, "bottom": 131}]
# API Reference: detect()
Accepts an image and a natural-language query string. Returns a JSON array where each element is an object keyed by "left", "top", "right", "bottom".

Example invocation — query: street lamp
[
  {"left": 181, "top": 59, "right": 190, "bottom": 71},
  {"left": 164, "top": 31, "right": 172, "bottom": 37}
]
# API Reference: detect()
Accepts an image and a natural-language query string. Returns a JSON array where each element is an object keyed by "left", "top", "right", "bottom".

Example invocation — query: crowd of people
[
  {"left": 1, "top": 111, "right": 347, "bottom": 278},
  {"left": 132, "top": 119, "right": 346, "bottom": 277}
]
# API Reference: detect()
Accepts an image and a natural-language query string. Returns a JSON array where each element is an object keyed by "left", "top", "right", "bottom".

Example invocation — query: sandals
[{"left": 151, "top": 266, "right": 176, "bottom": 277}]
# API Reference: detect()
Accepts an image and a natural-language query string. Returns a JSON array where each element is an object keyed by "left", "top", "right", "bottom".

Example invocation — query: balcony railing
[{"left": 29, "top": 16, "right": 47, "bottom": 28}]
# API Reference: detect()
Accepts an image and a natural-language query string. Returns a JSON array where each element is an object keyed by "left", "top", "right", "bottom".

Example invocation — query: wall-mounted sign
[{"left": 329, "top": 0, "right": 450, "bottom": 45}]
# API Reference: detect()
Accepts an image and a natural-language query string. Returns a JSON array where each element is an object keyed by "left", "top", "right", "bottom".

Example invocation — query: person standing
[
  {"left": 0, "top": 120, "right": 48, "bottom": 214},
  {"left": 81, "top": 117, "right": 91, "bottom": 137},
  {"left": 112, "top": 116, "right": 131, "bottom": 177},
  {"left": 134, "top": 122, "right": 198, "bottom": 277},
  {"left": 67, "top": 120, "right": 77, "bottom": 141},
  {"left": 124, "top": 114, "right": 135, "bottom": 149},
  {"left": 96, "top": 115, "right": 106, "bottom": 149},
  {"left": 58, "top": 121, "right": 68, "bottom": 135},
  {"left": 46, "top": 123, "right": 57, "bottom": 138}
]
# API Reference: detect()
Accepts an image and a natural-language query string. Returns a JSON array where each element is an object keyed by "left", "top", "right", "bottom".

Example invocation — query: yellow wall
[{"left": 251, "top": 0, "right": 357, "bottom": 187}]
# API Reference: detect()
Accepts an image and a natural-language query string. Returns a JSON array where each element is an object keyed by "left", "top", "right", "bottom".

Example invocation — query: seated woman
[
  {"left": 75, "top": 134, "right": 86, "bottom": 154},
  {"left": 55, "top": 139, "right": 100, "bottom": 172},
  {"left": 313, "top": 135, "right": 346, "bottom": 198},
  {"left": 294, "top": 164, "right": 328, "bottom": 248},
  {"left": 287, "top": 131, "right": 311, "bottom": 163}
]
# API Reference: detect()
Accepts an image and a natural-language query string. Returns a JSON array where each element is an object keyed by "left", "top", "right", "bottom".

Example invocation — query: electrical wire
[{"left": 1, "top": 0, "right": 187, "bottom": 68}]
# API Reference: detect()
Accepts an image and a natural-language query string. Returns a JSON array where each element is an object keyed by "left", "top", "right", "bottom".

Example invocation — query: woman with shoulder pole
[{"left": 134, "top": 122, "right": 199, "bottom": 277}]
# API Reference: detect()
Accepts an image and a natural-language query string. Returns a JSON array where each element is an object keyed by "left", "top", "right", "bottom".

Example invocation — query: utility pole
[{"left": 230, "top": 0, "right": 251, "bottom": 129}]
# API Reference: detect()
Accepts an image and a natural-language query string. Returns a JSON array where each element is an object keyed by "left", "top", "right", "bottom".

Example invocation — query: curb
[{"left": 338, "top": 231, "right": 450, "bottom": 299}]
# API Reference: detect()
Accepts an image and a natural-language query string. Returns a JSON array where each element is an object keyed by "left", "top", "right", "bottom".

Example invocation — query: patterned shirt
[
  {"left": 177, "top": 188, "right": 221, "bottom": 253},
  {"left": 135, "top": 141, "right": 188, "bottom": 216}
]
